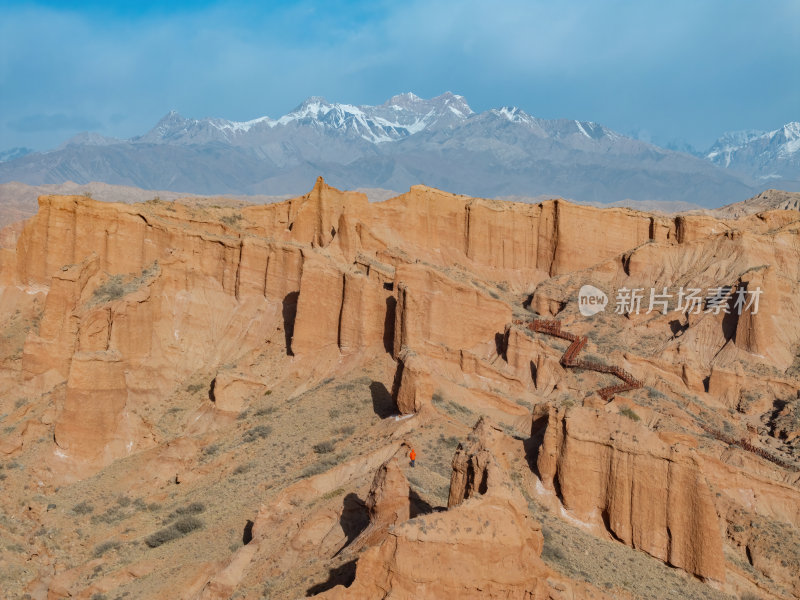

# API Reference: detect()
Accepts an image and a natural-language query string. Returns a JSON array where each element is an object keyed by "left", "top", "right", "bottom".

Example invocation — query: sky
[{"left": 1, "top": 0, "right": 798, "bottom": 152}]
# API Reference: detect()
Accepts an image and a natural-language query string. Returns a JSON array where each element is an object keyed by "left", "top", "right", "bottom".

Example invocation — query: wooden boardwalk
[
  {"left": 515, "top": 318, "right": 797, "bottom": 471},
  {"left": 515, "top": 318, "right": 643, "bottom": 401}
]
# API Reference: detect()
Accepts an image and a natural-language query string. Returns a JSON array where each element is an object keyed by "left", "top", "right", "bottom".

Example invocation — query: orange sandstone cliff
[{"left": 0, "top": 178, "right": 798, "bottom": 599}]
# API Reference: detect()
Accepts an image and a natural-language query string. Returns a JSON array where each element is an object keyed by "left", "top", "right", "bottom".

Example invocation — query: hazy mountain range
[{"left": 1, "top": 92, "right": 798, "bottom": 207}]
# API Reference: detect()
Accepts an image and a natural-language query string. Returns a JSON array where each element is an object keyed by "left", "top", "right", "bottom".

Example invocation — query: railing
[
  {"left": 514, "top": 318, "right": 643, "bottom": 401},
  {"left": 698, "top": 422, "right": 798, "bottom": 472},
  {"left": 513, "top": 318, "right": 798, "bottom": 471}
]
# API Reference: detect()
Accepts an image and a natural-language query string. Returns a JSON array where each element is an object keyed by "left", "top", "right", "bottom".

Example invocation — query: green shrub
[
  {"left": 619, "top": 407, "right": 641, "bottom": 422},
  {"left": 242, "top": 425, "right": 272, "bottom": 443},
  {"left": 202, "top": 443, "right": 220, "bottom": 456},
  {"left": 92, "top": 276, "right": 125, "bottom": 303},
  {"left": 93, "top": 540, "right": 121, "bottom": 558},
  {"left": 91, "top": 505, "right": 130, "bottom": 525},
  {"left": 165, "top": 502, "right": 205, "bottom": 522},
  {"left": 145, "top": 516, "right": 203, "bottom": 548},
  {"left": 178, "top": 502, "right": 205, "bottom": 514},
  {"left": 438, "top": 434, "right": 460, "bottom": 449},
  {"left": 321, "top": 487, "right": 345, "bottom": 501},
  {"left": 313, "top": 441, "right": 335, "bottom": 454},
  {"left": 335, "top": 425, "right": 356, "bottom": 436},
  {"left": 233, "top": 462, "right": 253, "bottom": 475},
  {"left": 302, "top": 455, "right": 338, "bottom": 477},
  {"left": 221, "top": 213, "right": 243, "bottom": 226},
  {"left": 72, "top": 501, "right": 94, "bottom": 515},
  {"left": 90, "top": 263, "right": 159, "bottom": 307}
]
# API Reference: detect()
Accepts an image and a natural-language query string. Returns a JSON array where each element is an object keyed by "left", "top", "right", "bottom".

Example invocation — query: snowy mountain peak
[
  {"left": 288, "top": 96, "right": 334, "bottom": 118},
  {"left": 432, "top": 91, "right": 473, "bottom": 116},
  {"left": 491, "top": 106, "right": 532, "bottom": 123},
  {"left": 156, "top": 110, "right": 187, "bottom": 126},
  {"left": 0, "top": 92, "right": 767, "bottom": 208},
  {"left": 573, "top": 120, "right": 612, "bottom": 140},
  {"left": 125, "top": 93, "right": 641, "bottom": 149},
  {"left": 384, "top": 92, "right": 423, "bottom": 107},
  {"left": 708, "top": 129, "right": 765, "bottom": 150},
  {"left": 706, "top": 121, "right": 800, "bottom": 176},
  {"left": 782, "top": 122, "right": 800, "bottom": 142}
]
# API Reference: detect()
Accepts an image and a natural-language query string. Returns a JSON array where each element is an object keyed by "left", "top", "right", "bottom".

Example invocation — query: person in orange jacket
[{"left": 409, "top": 448, "right": 417, "bottom": 467}]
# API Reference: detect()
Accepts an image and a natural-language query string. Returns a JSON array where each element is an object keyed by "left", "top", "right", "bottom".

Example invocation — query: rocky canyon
[{"left": 0, "top": 178, "right": 799, "bottom": 599}]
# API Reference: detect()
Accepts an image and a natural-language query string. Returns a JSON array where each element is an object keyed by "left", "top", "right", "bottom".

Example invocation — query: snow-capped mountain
[
  {"left": 136, "top": 92, "right": 475, "bottom": 146},
  {"left": 132, "top": 93, "right": 627, "bottom": 150},
  {"left": 706, "top": 122, "right": 800, "bottom": 182},
  {"left": 0, "top": 93, "right": 763, "bottom": 206}
]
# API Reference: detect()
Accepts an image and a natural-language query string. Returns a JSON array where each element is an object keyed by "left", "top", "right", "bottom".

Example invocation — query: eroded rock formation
[
  {"left": 536, "top": 405, "right": 725, "bottom": 581},
  {"left": 1, "top": 179, "right": 800, "bottom": 599},
  {"left": 316, "top": 418, "right": 615, "bottom": 600}
]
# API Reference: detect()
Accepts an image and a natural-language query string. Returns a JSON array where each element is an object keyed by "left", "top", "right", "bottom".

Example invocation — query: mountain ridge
[
  {"left": 706, "top": 122, "right": 800, "bottom": 182},
  {"left": 0, "top": 92, "right": 786, "bottom": 206}
]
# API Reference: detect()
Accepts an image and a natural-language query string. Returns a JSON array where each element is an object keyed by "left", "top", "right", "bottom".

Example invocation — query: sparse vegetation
[
  {"left": 253, "top": 406, "right": 278, "bottom": 417},
  {"left": 432, "top": 392, "right": 473, "bottom": 419},
  {"left": 438, "top": 433, "right": 460, "bottom": 449},
  {"left": 233, "top": 462, "right": 253, "bottom": 475},
  {"left": 92, "top": 274, "right": 126, "bottom": 303},
  {"left": 221, "top": 212, "right": 243, "bottom": 226},
  {"left": 202, "top": 443, "right": 220, "bottom": 456},
  {"left": 254, "top": 406, "right": 276, "bottom": 417},
  {"left": 313, "top": 441, "right": 335, "bottom": 454},
  {"left": 619, "top": 407, "right": 641, "bottom": 422},
  {"left": 89, "top": 262, "right": 159, "bottom": 306},
  {"left": 93, "top": 540, "right": 121, "bottom": 558},
  {"left": 72, "top": 501, "right": 94, "bottom": 515},
  {"left": 92, "top": 504, "right": 134, "bottom": 525},
  {"left": 302, "top": 454, "right": 340, "bottom": 477},
  {"left": 159, "top": 502, "right": 206, "bottom": 524},
  {"left": 242, "top": 425, "right": 272, "bottom": 443},
  {"left": 529, "top": 495, "right": 733, "bottom": 599},
  {"left": 321, "top": 487, "right": 345, "bottom": 501},
  {"left": 187, "top": 382, "right": 206, "bottom": 394},
  {"left": 144, "top": 516, "right": 203, "bottom": 548}
]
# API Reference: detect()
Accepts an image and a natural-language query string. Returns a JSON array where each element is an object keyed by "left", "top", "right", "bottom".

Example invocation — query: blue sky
[{"left": 1, "top": 0, "right": 798, "bottom": 151}]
